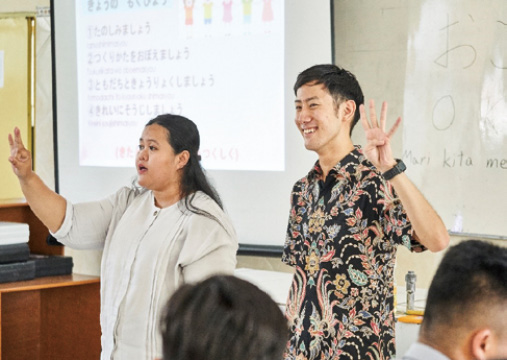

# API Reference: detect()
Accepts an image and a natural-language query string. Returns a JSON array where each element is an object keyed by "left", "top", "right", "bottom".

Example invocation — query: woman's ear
[{"left": 177, "top": 150, "right": 190, "bottom": 170}]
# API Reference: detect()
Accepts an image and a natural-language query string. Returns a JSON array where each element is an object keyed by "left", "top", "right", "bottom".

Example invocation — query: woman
[{"left": 8, "top": 114, "right": 238, "bottom": 360}]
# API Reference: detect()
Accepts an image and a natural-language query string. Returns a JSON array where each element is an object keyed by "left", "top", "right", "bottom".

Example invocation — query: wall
[
  {"left": 0, "top": 16, "right": 31, "bottom": 200},
  {"left": 0, "top": 0, "right": 49, "bottom": 13}
]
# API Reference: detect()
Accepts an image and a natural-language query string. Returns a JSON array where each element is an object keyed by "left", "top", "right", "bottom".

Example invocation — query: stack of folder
[
  {"left": 0, "top": 222, "right": 74, "bottom": 283},
  {"left": 0, "top": 221, "right": 35, "bottom": 283},
  {"left": 29, "top": 253, "right": 74, "bottom": 278}
]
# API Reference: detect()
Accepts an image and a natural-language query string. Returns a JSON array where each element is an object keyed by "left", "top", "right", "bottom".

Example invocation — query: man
[
  {"left": 159, "top": 275, "right": 288, "bottom": 360},
  {"left": 282, "top": 64, "right": 449, "bottom": 360},
  {"left": 402, "top": 240, "right": 507, "bottom": 360}
]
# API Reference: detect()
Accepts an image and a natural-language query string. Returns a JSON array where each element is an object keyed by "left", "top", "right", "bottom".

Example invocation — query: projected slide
[{"left": 75, "top": 0, "right": 284, "bottom": 171}]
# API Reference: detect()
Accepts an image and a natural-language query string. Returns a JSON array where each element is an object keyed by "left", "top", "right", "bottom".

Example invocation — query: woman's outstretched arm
[{"left": 8, "top": 127, "right": 67, "bottom": 233}]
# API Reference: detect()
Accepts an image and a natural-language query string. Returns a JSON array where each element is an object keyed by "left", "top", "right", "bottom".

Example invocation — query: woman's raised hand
[{"left": 8, "top": 127, "right": 33, "bottom": 180}]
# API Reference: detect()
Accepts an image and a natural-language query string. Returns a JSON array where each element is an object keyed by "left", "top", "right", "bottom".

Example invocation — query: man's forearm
[{"left": 388, "top": 172, "right": 449, "bottom": 252}]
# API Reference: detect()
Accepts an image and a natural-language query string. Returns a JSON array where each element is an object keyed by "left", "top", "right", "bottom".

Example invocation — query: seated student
[
  {"left": 159, "top": 275, "right": 289, "bottom": 360},
  {"left": 402, "top": 240, "right": 507, "bottom": 360}
]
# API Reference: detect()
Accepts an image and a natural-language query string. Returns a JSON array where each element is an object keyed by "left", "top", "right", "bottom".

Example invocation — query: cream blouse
[{"left": 53, "top": 188, "right": 238, "bottom": 360}]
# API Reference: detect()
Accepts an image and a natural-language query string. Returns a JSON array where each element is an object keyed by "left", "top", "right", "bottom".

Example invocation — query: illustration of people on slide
[
  {"left": 242, "top": 0, "right": 253, "bottom": 23},
  {"left": 262, "top": 0, "right": 273, "bottom": 32},
  {"left": 183, "top": 0, "right": 195, "bottom": 38},
  {"left": 222, "top": 0, "right": 233, "bottom": 35},
  {"left": 242, "top": 0, "right": 252, "bottom": 34},
  {"left": 203, "top": 0, "right": 214, "bottom": 26}
]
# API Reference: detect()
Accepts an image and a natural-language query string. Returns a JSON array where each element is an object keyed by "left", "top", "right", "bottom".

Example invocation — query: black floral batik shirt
[{"left": 282, "top": 147, "right": 424, "bottom": 360}]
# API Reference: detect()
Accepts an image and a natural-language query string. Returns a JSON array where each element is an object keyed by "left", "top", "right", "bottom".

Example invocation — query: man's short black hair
[{"left": 421, "top": 240, "right": 507, "bottom": 337}]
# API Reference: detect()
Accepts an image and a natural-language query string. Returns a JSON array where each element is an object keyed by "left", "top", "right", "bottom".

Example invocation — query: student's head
[
  {"left": 419, "top": 240, "right": 507, "bottom": 360},
  {"left": 140, "top": 114, "right": 222, "bottom": 209},
  {"left": 160, "top": 275, "right": 289, "bottom": 360},
  {"left": 293, "top": 64, "right": 364, "bottom": 134}
]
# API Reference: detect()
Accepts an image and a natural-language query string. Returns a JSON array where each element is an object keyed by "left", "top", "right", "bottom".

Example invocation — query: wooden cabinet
[
  {"left": 0, "top": 201, "right": 101, "bottom": 359},
  {"left": 0, "top": 275, "right": 101, "bottom": 359},
  {"left": 0, "top": 200, "right": 61, "bottom": 256}
]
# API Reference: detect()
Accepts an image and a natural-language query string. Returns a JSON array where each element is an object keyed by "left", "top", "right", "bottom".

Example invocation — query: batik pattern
[{"left": 283, "top": 147, "right": 423, "bottom": 360}]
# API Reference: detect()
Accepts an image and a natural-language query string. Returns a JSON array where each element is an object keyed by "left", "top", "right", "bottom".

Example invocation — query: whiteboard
[{"left": 334, "top": 0, "right": 507, "bottom": 238}]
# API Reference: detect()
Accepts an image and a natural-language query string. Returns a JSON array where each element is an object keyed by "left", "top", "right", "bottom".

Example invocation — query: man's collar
[{"left": 308, "top": 146, "right": 363, "bottom": 180}]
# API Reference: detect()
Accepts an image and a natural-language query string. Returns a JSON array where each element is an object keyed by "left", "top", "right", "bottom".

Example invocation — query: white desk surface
[{"left": 234, "top": 268, "right": 293, "bottom": 306}]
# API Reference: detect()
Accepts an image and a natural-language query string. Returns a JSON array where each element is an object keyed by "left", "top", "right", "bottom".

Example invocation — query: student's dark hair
[
  {"left": 144, "top": 114, "right": 223, "bottom": 215},
  {"left": 294, "top": 64, "right": 364, "bottom": 134},
  {"left": 160, "top": 275, "right": 289, "bottom": 360},
  {"left": 421, "top": 240, "right": 507, "bottom": 335}
]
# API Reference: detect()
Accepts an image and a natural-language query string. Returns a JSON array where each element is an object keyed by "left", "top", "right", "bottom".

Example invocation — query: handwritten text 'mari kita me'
[{"left": 403, "top": 149, "right": 507, "bottom": 169}]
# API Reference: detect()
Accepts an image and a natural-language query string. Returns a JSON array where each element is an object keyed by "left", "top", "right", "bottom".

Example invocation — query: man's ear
[
  {"left": 470, "top": 328, "right": 491, "bottom": 360},
  {"left": 341, "top": 99, "right": 357, "bottom": 124},
  {"left": 177, "top": 150, "right": 190, "bottom": 170}
]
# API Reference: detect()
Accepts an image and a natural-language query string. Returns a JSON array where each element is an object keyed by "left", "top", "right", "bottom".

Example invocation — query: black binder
[
  {"left": 29, "top": 254, "right": 74, "bottom": 278},
  {"left": 0, "top": 261, "right": 35, "bottom": 283},
  {"left": 0, "top": 243, "right": 30, "bottom": 264}
]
